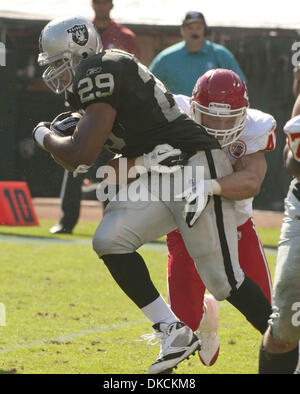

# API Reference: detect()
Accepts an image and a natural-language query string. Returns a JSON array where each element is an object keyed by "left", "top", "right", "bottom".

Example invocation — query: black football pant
[{"left": 58, "top": 170, "right": 82, "bottom": 231}]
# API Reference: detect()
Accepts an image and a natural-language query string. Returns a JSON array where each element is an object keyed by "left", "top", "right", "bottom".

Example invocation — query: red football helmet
[{"left": 191, "top": 69, "right": 249, "bottom": 146}]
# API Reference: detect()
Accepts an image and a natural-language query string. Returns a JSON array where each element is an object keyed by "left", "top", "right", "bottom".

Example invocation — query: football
[{"left": 50, "top": 111, "right": 82, "bottom": 137}]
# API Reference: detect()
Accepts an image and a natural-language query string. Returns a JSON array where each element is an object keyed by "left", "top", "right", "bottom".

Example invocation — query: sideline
[
  {"left": 0, "top": 234, "right": 276, "bottom": 254},
  {"left": 0, "top": 234, "right": 169, "bottom": 253}
]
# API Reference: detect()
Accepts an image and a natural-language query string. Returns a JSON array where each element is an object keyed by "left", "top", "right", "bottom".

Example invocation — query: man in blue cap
[{"left": 150, "top": 11, "right": 246, "bottom": 96}]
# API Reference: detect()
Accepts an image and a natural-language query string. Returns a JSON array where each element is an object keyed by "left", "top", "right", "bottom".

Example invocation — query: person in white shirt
[{"left": 167, "top": 69, "right": 276, "bottom": 367}]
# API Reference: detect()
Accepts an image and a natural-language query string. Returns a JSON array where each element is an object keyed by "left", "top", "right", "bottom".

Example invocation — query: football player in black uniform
[{"left": 33, "top": 16, "right": 271, "bottom": 374}]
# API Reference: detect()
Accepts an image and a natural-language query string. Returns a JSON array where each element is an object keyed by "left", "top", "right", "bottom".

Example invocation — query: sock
[
  {"left": 102, "top": 252, "right": 160, "bottom": 308},
  {"left": 259, "top": 343, "right": 299, "bottom": 374},
  {"left": 226, "top": 275, "right": 272, "bottom": 334},
  {"left": 141, "top": 295, "right": 179, "bottom": 325}
]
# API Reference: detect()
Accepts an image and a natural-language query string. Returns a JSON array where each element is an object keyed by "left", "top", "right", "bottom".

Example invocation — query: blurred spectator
[
  {"left": 91, "top": 0, "right": 139, "bottom": 57},
  {"left": 50, "top": 1, "right": 139, "bottom": 234},
  {"left": 149, "top": 11, "right": 246, "bottom": 96}
]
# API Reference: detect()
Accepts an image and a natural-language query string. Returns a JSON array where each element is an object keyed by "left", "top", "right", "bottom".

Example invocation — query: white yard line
[{"left": 0, "top": 320, "right": 146, "bottom": 354}]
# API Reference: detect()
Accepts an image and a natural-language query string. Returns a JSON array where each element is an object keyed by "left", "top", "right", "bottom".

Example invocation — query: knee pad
[
  {"left": 92, "top": 224, "right": 138, "bottom": 257},
  {"left": 92, "top": 231, "right": 114, "bottom": 258},
  {"left": 211, "top": 282, "right": 233, "bottom": 301},
  {"left": 198, "top": 264, "right": 239, "bottom": 301}
]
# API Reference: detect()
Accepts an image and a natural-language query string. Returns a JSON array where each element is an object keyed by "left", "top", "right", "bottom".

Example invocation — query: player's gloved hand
[
  {"left": 284, "top": 117, "right": 300, "bottom": 162},
  {"left": 50, "top": 111, "right": 82, "bottom": 137},
  {"left": 176, "top": 179, "right": 221, "bottom": 227},
  {"left": 135, "top": 144, "right": 189, "bottom": 173},
  {"left": 32, "top": 121, "right": 51, "bottom": 150}
]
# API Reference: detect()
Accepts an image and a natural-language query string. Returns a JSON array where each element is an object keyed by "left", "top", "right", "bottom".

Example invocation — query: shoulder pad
[
  {"left": 243, "top": 109, "right": 277, "bottom": 152},
  {"left": 284, "top": 114, "right": 300, "bottom": 132}
]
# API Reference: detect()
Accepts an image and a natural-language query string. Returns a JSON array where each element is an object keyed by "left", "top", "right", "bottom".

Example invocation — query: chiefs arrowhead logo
[
  {"left": 228, "top": 140, "right": 247, "bottom": 159},
  {"left": 67, "top": 24, "right": 89, "bottom": 46}
]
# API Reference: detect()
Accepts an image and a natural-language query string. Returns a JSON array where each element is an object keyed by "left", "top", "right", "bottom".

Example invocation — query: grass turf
[{"left": 0, "top": 220, "right": 278, "bottom": 374}]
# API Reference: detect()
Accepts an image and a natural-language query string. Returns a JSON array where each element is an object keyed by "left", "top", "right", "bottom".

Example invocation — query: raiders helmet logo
[
  {"left": 67, "top": 24, "right": 89, "bottom": 46},
  {"left": 228, "top": 140, "right": 247, "bottom": 159}
]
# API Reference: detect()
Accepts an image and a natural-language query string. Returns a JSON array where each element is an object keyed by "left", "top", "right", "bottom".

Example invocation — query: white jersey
[{"left": 174, "top": 94, "right": 277, "bottom": 226}]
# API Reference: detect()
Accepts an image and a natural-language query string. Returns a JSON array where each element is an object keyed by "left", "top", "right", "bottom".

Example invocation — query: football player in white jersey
[
  {"left": 166, "top": 69, "right": 276, "bottom": 367},
  {"left": 259, "top": 94, "right": 300, "bottom": 374}
]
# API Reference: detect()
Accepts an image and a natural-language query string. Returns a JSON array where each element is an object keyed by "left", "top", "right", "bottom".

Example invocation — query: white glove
[
  {"left": 135, "top": 144, "right": 189, "bottom": 173},
  {"left": 32, "top": 121, "right": 51, "bottom": 150},
  {"left": 284, "top": 117, "right": 300, "bottom": 162},
  {"left": 176, "top": 179, "right": 221, "bottom": 227}
]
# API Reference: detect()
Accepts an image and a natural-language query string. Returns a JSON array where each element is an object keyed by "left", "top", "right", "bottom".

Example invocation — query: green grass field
[{"left": 0, "top": 221, "right": 279, "bottom": 374}]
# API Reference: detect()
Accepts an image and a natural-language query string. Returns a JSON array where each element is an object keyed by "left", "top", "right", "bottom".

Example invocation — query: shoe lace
[
  {"left": 136, "top": 322, "right": 180, "bottom": 354},
  {"left": 136, "top": 330, "right": 164, "bottom": 354}
]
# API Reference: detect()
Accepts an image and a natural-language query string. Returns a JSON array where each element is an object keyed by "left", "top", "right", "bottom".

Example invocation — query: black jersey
[{"left": 72, "top": 49, "right": 220, "bottom": 157}]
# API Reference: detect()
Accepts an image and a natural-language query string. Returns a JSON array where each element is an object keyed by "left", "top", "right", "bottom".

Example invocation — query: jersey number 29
[{"left": 77, "top": 73, "right": 114, "bottom": 103}]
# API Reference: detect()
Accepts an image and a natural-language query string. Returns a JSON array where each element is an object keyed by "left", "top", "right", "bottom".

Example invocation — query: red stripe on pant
[{"left": 166, "top": 217, "right": 272, "bottom": 331}]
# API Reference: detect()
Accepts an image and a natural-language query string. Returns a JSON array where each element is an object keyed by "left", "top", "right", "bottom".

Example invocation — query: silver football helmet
[{"left": 38, "top": 16, "right": 102, "bottom": 94}]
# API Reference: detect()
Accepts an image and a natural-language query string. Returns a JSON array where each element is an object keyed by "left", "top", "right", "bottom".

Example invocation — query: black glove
[{"left": 50, "top": 111, "right": 82, "bottom": 136}]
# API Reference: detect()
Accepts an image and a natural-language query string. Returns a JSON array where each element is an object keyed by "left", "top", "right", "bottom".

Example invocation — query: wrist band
[
  {"left": 35, "top": 126, "right": 50, "bottom": 148},
  {"left": 212, "top": 179, "right": 222, "bottom": 195}
]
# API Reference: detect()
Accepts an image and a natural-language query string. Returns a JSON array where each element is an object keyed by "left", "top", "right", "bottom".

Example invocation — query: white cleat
[
  {"left": 143, "top": 321, "right": 200, "bottom": 374},
  {"left": 196, "top": 294, "right": 220, "bottom": 366}
]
